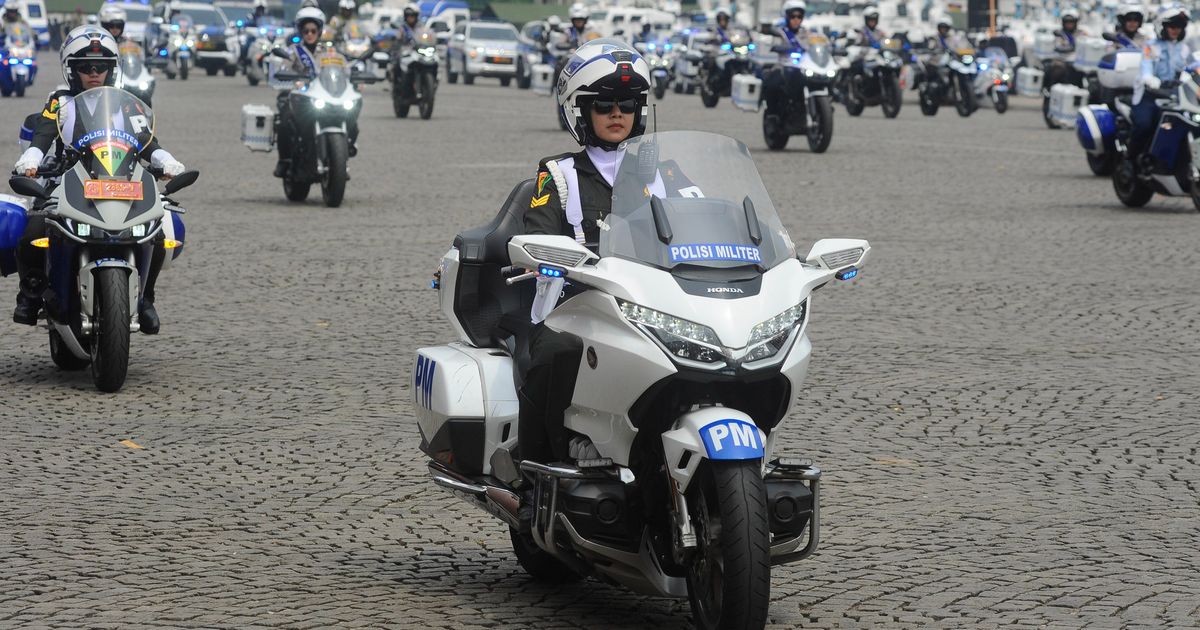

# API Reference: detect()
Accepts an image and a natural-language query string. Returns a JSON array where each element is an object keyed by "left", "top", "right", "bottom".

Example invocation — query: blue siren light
[{"left": 537, "top": 264, "right": 566, "bottom": 278}]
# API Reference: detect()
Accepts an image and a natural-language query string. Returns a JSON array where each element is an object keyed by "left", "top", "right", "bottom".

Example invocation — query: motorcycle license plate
[
  {"left": 490, "top": 56, "right": 512, "bottom": 64},
  {"left": 994, "top": 84, "right": 1009, "bottom": 92},
  {"left": 83, "top": 180, "right": 144, "bottom": 201}
]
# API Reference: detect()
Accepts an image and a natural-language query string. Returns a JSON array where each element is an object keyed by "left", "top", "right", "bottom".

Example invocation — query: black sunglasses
[
  {"left": 301, "top": 27, "right": 320, "bottom": 34},
  {"left": 592, "top": 99, "right": 638, "bottom": 115},
  {"left": 75, "top": 62, "right": 114, "bottom": 75},
  {"left": 787, "top": 11, "right": 805, "bottom": 19}
]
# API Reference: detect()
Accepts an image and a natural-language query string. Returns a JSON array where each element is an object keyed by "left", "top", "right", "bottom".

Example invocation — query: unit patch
[{"left": 530, "top": 193, "right": 550, "bottom": 208}]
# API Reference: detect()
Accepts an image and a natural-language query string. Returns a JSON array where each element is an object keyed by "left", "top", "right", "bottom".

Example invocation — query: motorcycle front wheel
[
  {"left": 179, "top": 57, "right": 189, "bottom": 81},
  {"left": 955, "top": 74, "right": 974, "bottom": 117},
  {"left": 392, "top": 78, "right": 410, "bottom": 118},
  {"left": 918, "top": 85, "right": 938, "bottom": 116},
  {"left": 686, "top": 461, "right": 770, "bottom": 630},
  {"left": 807, "top": 95, "right": 833, "bottom": 154},
  {"left": 992, "top": 89, "right": 1009, "bottom": 114},
  {"left": 881, "top": 75, "right": 902, "bottom": 118},
  {"left": 1112, "top": 159, "right": 1153, "bottom": 207},
  {"left": 419, "top": 72, "right": 436, "bottom": 120},
  {"left": 90, "top": 267, "right": 131, "bottom": 393},
  {"left": 321, "top": 134, "right": 348, "bottom": 208},
  {"left": 14, "top": 75, "right": 25, "bottom": 98},
  {"left": 654, "top": 78, "right": 667, "bottom": 100},
  {"left": 700, "top": 80, "right": 719, "bottom": 108},
  {"left": 763, "top": 112, "right": 788, "bottom": 151}
]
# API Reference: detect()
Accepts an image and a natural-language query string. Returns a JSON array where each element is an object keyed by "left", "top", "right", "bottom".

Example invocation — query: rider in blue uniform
[{"left": 1129, "top": 6, "right": 1190, "bottom": 160}]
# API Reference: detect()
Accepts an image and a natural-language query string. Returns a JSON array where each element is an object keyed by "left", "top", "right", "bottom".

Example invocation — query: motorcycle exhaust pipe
[{"left": 427, "top": 461, "right": 521, "bottom": 529}]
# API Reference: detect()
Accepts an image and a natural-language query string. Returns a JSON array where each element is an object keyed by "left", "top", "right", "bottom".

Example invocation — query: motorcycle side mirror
[
  {"left": 163, "top": 170, "right": 199, "bottom": 195},
  {"left": 271, "top": 47, "right": 291, "bottom": 59},
  {"left": 804, "top": 238, "right": 871, "bottom": 277},
  {"left": 1101, "top": 32, "right": 1118, "bottom": 42},
  {"left": 9, "top": 176, "right": 48, "bottom": 200}
]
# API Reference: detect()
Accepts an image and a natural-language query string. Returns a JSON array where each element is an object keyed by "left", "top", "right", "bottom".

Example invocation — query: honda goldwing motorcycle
[
  {"left": 6, "top": 88, "right": 197, "bottom": 392},
  {"left": 271, "top": 48, "right": 373, "bottom": 207},
  {"left": 840, "top": 37, "right": 905, "bottom": 118},
  {"left": 699, "top": 31, "right": 756, "bottom": 108},
  {"left": 390, "top": 27, "right": 438, "bottom": 119},
  {"left": 762, "top": 35, "right": 838, "bottom": 153},
  {"left": 916, "top": 42, "right": 978, "bottom": 117},
  {"left": 415, "top": 130, "right": 870, "bottom": 630},
  {"left": 116, "top": 42, "right": 155, "bottom": 106},
  {"left": 0, "top": 23, "right": 36, "bottom": 97},
  {"left": 1110, "top": 70, "right": 1200, "bottom": 211}
]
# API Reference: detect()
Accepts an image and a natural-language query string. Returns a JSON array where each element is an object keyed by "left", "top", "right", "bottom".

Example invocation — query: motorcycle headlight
[
  {"left": 314, "top": 98, "right": 327, "bottom": 109},
  {"left": 419, "top": 46, "right": 436, "bottom": 56},
  {"left": 743, "top": 300, "right": 807, "bottom": 363},
  {"left": 343, "top": 99, "right": 355, "bottom": 110},
  {"left": 619, "top": 300, "right": 724, "bottom": 364},
  {"left": 139, "top": 81, "right": 150, "bottom": 90}
]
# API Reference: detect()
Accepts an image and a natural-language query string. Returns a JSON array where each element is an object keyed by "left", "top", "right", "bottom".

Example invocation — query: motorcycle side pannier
[
  {"left": 1097, "top": 50, "right": 1141, "bottom": 89},
  {"left": 240, "top": 104, "right": 275, "bottom": 152},
  {"left": 1075, "top": 105, "right": 1117, "bottom": 155},
  {"left": 731, "top": 74, "right": 763, "bottom": 112},
  {"left": 1049, "top": 83, "right": 1089, "bottom": 128},
  {"left": 0, "top": 193, "right": 29, "bottom": 276},
  {"left": 1016, "top": 66, "right": 1044, "bottom": 97},
  {"left": 530, "top": 63, "right": 554, "bottom": 96}
]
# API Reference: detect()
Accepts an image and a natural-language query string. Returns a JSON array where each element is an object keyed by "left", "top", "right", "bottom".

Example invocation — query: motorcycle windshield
[
  {"left": 120, "top": 49, "right": 145, "bottom": 76},
  {"left": 604, "top": 131, "right": 796, "bottom": 272},
  {"left": 413, "top": 27, "right": 436, "bottom": 47},
  {"left": 805, "top": 37, "right": 831, "bottom": 66},
  {"left": 318, "top": 59, "right": 349, "bottom": 95},
  {"left": 56, "top": 87, "right": 155, "bottom": 180}
]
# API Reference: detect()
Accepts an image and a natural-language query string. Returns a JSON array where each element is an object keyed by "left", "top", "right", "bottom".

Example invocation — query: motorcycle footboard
[{"left": 766, "top": 460, "right": 821, "bottom": 566}]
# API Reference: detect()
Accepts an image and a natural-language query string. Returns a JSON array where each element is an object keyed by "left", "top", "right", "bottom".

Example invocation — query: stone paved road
[{"left": 1, "top": 60, "right": 1198, "bottom": 629}]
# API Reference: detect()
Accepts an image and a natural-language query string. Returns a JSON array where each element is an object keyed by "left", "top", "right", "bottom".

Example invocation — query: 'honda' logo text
[{"left": 706, "top": 287, "right": 744, "bottom": 294}]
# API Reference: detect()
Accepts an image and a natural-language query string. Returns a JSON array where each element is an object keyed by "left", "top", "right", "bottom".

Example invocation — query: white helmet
[
  {"left": 557, "top": 39, "right": 651, "bottom": 148},
  {"left": 98, "top": 4, "right": 126, "bottom": 27},
  {"left": 782, "top": 0, "right": 807, "bottom": 18},
  {"left": 933, "top": 12, "right": 953, "bottom": 28},
  {"left": 547, "top": 14, "right": 562, "bottom": 28},
  {"left": 863, "top": 4, "right": 880, "bottom": 20},
  {"left": 1061, "top": 7, "right": 1080, "bottom": 21},
  {"left": 294, "top": 5, "right": 324, "bottom": 31},
  {"left": 403, "top": 2, "right": 419, "bottom": 19},
  {"left": 338, "top": 0, "right": 355, "bottom": 12},
  {"left": 2, "top": 0, "right": 19, "bottom": 15},
  {"left": 253, "top": 0, "right": 267, "bottom": 9},
  {"left": 60, "top": 25, "right": 119, "bottom": 90},
  {"left": 569, "top": 3, "right": 588, "bottom": 21},
  {"left": 715, "top": 6, "right": 732, "bottom": 19},
  {"left": 1158, "top": 4, "right": 1188, "bottom": 36},
  {"left": 1116, "top": 2, "right": 1144, "bottom": 22}
]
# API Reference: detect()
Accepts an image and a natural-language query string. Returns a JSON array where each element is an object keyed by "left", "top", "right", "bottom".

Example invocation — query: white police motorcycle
[{"left": 414, "top": 130, "right": 870, "bottom": 630}]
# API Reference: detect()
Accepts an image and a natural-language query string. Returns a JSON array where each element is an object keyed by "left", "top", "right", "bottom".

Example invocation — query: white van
[{"left": 21, "top": 0, "right": 49, "bottom": 48}]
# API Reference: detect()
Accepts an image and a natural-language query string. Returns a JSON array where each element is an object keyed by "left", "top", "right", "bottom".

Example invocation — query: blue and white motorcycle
[
  {"left": 414, "top": 130, "right": 870, "bottom": 629},
  {"left": 1074, "top": 39, "right": 1142, "bottom": 176},
  {"left": 1, "top": 23, "right": 37, "bottom": 97}
]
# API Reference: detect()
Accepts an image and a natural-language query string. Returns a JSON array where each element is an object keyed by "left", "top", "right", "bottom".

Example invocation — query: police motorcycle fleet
[
  {"left": 838, "top": 37, "right": 905, "bottom": 119},
  {"left": 635, "top": 38, "right": 676, "bottom": 100},
  {"left": 389, "top": 26, "right": 438, "bottom": 119},
  {"left": 1105, "top": 64, "right": 1200, "bottom": 210},
  {"left": 261, "top": 46, "right": 373, "bottom": 207},
  {"left": 762, "top": 33, "right": 838, "bottom": 153},
  {"left": 915, "top": 40, "right": 979, "bottom": 117},
  {"left": 115, "top": 42, "right": 155, "bottom": 105},
  {"left": 1073, "top": 35, "right": 1142, "bottom": 176},
  {"left": 1, "top": 23, "right": 37, "bottom": 97},
  {"left": 159, "top": 14, "right": 196, "bottom": 81},
  {"left": 5, "top": 88, "right": 197, "bottom": 392},
  {"left": 699, "top": 30, "right": 757, "bottom": 108},
  {"left": 415, "top": 130, "right": 870, "bottom": 630}
]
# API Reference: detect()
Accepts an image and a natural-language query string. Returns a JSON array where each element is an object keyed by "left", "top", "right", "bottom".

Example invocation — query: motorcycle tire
[
  {"left": 807, "top": 95, "right": 834, "bottom": 154},
  {"left": 179, "top": 59, "right": 188, "bottom": 81},
  {"left": 446, "top": 64, "right": 458, "bottom": 84},
  {"left": 763, "top": 113, "right": 789, "bottom": 151},
  {"left": 686, "top": 84, "right": 696, "bottom": 95},
  {"left": 90, "top": 267, "right": 131, "bottom": 393},
  {"left": 1042, "top": 93, "right": 1060, "bottom": 129},
  {"left": 1087, "top": 152, "right": 1115, "bottom": 176},
  {"left": 508, "top": 527, "right": 583, "bottom": 583},
  {"left": 1191, "top": 180, "right": 1200, "bottom": 212},
  {"left": 674, "top": 82, "right": 683, "bottom": 94},
  {"left": 223, "top": 66, "right": 237, "bottom": 77},
  {"left": 881, "top": 75, "right": 902, "bottom": 119},
  {"left": 993, "top": 90, "right": 1008, "bottom": 114},
  {"left": 844, "top": 94, "right": 865, "bottom": 116},
  {"left": 516, "top": 60, "right": 531, "bottom": 89},
  {"left": 1112, "top": 160, "right": 1153, "bottom": 207},
  {"left": 955, "top": 74, "right": 975, "bottom": 117},
  {"left": 50, "top": 328, "right": 90, "bottom": 371},
  {"left": 686, "top": 461, "right": 770, "bottom": 630},
  {"left": 419, "top": 72, "right": 435, "bottom": 120},
  {"left": 700, "top": 83, "right": 719, "bottom": 108},
  {"left": 321, "top": 134, "right": 349, "bottom": 208},
  {"left": 165, "top": 69, "right": 176, "bottom": 80},
  {"left": 14, "top": 75, "right": 25, "bottom": 98},
  {"left": 205, "top": 66, "right": 219, "bottom": 76},
  {"left": 247, "top": 73, "right": 260, "bottom": 87},
  {"left": 283, "top": 177, "right": 310, "bottom": 202},
  {"left": 919, "top": 89, "right": 938, "bottom": 116},
  {"left": 499, "top": 76, "right": 511, "bottom": 87},
  {"left": 463, "top": 66, "right": 474, "bottom": 85},
  {"left": 654, "top": 80, "right": 667, "bottom": 100},
  {"left": 393, "top": 81, "right": 410, "bottom": 118}
]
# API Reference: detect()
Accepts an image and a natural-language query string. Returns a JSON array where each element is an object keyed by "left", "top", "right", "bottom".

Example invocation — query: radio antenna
[{"left": 652, "top": 103, "right": 658, "bottom": 133}]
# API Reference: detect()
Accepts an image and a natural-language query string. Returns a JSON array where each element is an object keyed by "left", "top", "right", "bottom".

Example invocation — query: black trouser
[
  {"left": 762, "top": 66, "right": 795, "bottom": 117},
  {"left": 518, "top": 323, "right": 583, "bottom": 463}
]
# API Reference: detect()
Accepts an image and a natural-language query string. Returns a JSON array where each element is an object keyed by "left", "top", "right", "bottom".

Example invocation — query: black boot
[
  {"left": 12, "top": 276, "right": 43, "bottom": 326},
  {"left": 138, "top": 247, "right": 163, "bottom": 335}
]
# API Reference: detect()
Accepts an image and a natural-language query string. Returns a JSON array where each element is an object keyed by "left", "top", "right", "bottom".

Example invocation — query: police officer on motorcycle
[
  {"left": 857, "top": 4, "right": 886, "bottom": 47},
  {"left": 711, "top": 7, "right": 733, "bottom": 45},
  {"left": 1, "top": 0, "right": 30, "bottom": 40},
  {"left": 1054, "top": 9, "right": 1084, "bottom": 52},
  {"left": 393, "top": 3, "right": 420, "bottom": 47},
  {"left": 97, "top": 4, "right": 129, "bottom": 44},
  {"left": 1112, "top": 3, "right": 1146, "bottom": 48},
  {"left": 564, "top": 3, "right": 592, "bottom": 48},
  {"left": 1128, "top": 6, "right": 1190, "bottom": 160},
  {"left": 762, "top": 0, "right": 811, "bottom": 120},
  {"left": 11, "top": 26, "right": 186, "bottom": 331},
  {"left": 519, "top": 39, "right": 652, "bottom": 470},
  {"left": 329, "top": 0, "right": 356, "bottom": 40}
]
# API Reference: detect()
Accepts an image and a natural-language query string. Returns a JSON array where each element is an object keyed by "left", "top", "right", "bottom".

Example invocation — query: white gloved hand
[
  {"left": 150, "top": 149, "right": 185, "bottom": 177},
  {"left": 14, "top": 147, "right": 44, "bottom": 176},
  {"left": 1144, "top": 75, "right": 1162, "bottom": 90}
]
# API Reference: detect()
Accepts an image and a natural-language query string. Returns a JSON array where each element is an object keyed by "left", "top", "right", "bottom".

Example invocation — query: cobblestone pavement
[{"left": 1, "top": 59, "right": 1198, "bottom": 629}]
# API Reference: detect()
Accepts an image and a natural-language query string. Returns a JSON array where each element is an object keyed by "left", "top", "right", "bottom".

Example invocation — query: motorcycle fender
[
  {"left": 79, "top": 256, "right": 138, "bottom": 323},
  {"left": 662, "top": 407, "right": 766, "bottom": 493},
  {"left": 14, "top": 66, "right": 29, "bottom": 78},
  {"left": 178, "top": 51, "right": 191, "bottom": 59},
  {"left": 807, "top": 88, "right": 829, "bottom": 97}
]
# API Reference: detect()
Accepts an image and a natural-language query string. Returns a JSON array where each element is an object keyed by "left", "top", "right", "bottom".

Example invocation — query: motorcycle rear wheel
[
  {"left": 508, "top": 527, "right": 583, "bottom": 583},
  {"left": 392, "top": 79, "right": 410, "bottom": 118},
  {"left": 1112, "top": 160, "right": 1153, "bottom": 207},
  {"left": 283, "top": 176, "right": 310, "bottom": 202},
  {"left": 807, "top": 95, "right": 833, "bottom": 154},
  {"left": 1087, "top": 153, "right": 1115, "bottom": 176},
  {"left": 419, "top": 72, "right": 436, "bottom": 120},
  {"left": 90, "top": 267, "right": 130, "bottom": 393},
  {"left": 50, "top": 328, "right": 90, "bottom": 371},
  {"left": 686, "top": 461, "right": 770, "bottom": 630},
  {"left": 321, "top": 134, "right": 349, "bottom": 208},
  {"left": 700, "top": 82, "right": 719, "bottom": 108},
  {"left": 763, "top": 113, "right": 788, "bottom": 151}
]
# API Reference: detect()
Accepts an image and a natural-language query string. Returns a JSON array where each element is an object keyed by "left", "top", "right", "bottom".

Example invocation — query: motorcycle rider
[
  {"left": 97, "top": 4, "right": 128, "bottom": 43},
  {"left": 564, "top": 3, "right": 592, "bottom": 48},
  {"left": 927, "top": 13, "right": 959, "bottom": 51},
  {"left": 393, "top": 2, "right": 420, "bottom": 47},
  {"left": 328, "top": 0, "right": 356, "bottom": 40},
  {"left": 273, "top": 6, "right": 359, "bottom": 176},
  {"left": 710, "top": 7, "right": 733, "bottom": 45},
  {"left": 246, "top": 0, "right": 267, "bottom": 26},
  {"left": 856, "top": 4, "right": 886, "bottom": 47},
  {"left": 1128, "top": 6, "right": 1190, "bottom": 159},
  {"left": 1, "top": 0, "right": 30, "bottom": 40},
  {"left": 11, "top": 26, "right": 186, "bottom": 331},
  {"left": 762, "top": 0, "right": 812, "bottom": 121},
  {"left": 519, "top": 39, "right": 652, "bottom": 471},
  {"left": 238, "top": 0, "right": 269, "bottom": 67},
  {"left": 1112, "top": 3, "right": 1146, "bottom": 48},
  {"left": 1054, "top": 9, "right": 1083, "bottom": 52}
]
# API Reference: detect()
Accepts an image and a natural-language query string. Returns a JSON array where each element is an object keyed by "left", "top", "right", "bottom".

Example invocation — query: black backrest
[{"left": 452, "top": 180, "right": 537, "bottom": 349}]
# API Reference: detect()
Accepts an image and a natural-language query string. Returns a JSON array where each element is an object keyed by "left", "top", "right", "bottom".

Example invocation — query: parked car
[{"left": 445, "top": 20, "right": 519, "bottom": 86}]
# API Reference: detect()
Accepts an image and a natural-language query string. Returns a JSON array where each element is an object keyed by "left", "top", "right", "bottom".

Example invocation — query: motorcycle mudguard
[
  {"left": 662, "top": 407, "right": 766, "bottom": 492},
  {"left": 79, "top": 257, "right": 138, "bottom": 324}
]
